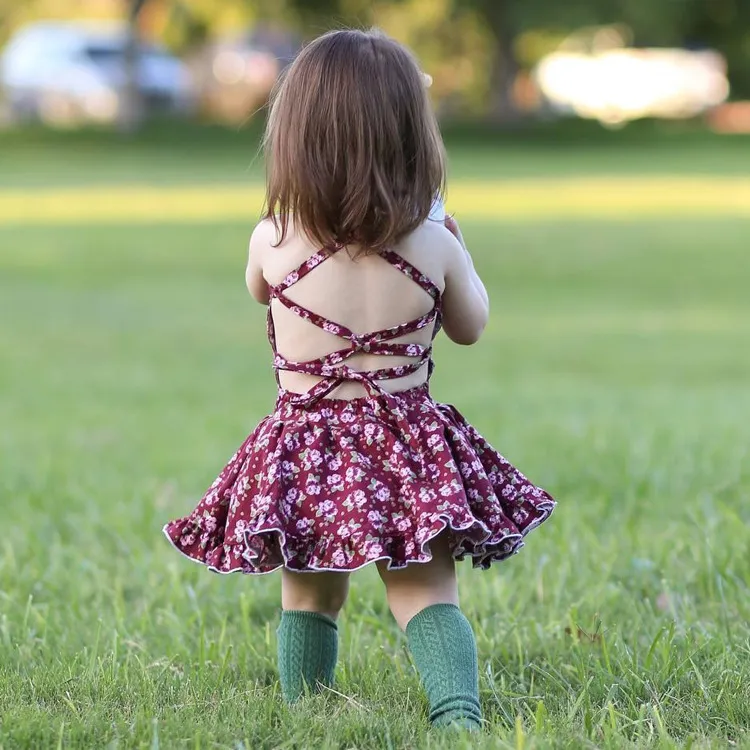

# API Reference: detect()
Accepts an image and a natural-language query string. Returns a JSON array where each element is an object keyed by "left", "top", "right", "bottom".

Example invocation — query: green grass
[{"left": 1, "top": 127, "right": 750, "bottom": 749}]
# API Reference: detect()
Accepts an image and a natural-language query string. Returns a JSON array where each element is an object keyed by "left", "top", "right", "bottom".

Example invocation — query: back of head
[{"left": 263, "top": 28, "right": 446, "bottom": 255}]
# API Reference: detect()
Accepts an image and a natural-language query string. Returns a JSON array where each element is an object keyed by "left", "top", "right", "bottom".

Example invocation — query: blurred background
[{"left": 0, "top": 0, "right": 748, "bottom": 132}]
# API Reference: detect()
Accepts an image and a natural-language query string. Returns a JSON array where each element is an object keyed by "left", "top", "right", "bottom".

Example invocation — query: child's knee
[
  {"left": 282, "top": 573, "right": 349, "bottom": 618},
  {"left": 292, "top": 590, "right": 347, "bottom": 617}
]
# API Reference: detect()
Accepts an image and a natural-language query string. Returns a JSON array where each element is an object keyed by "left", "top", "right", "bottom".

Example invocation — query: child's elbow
[{"left": 444, "top": 316, "right": 487, "bottom": 345}]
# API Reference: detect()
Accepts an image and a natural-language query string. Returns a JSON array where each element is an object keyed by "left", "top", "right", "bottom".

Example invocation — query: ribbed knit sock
[
  {"left": 276, "top": 610, "right": 338, "bottom": 703},
  {"left": 405, "top": 603, "right": 483, "bottom": 730}
]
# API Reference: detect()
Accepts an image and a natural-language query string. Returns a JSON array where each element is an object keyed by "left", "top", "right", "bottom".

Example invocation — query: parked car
[{"left": 0, "top": 22, "right": 195, "bottom": 126}]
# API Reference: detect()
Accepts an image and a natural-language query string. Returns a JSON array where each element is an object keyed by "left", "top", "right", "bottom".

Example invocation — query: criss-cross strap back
[{"left": 267, "top": 245, "right": 442, "bottom": 409}]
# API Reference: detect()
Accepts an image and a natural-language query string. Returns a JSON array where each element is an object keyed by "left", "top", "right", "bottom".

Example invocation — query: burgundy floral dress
[{"left": 163, "top": 245, "right": 555, "bottom": 574}]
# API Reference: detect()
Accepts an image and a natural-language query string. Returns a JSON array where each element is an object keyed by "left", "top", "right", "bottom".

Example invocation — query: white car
[{"left": 1, "top": 22, "right": 194, "bottom": 126}]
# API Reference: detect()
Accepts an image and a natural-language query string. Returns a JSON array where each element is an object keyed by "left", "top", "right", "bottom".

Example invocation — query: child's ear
[{"left": 421, "top": 72, "right": 433, "bottom": 88}]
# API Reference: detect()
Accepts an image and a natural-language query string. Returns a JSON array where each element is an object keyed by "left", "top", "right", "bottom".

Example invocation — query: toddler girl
[{"left": 164, "top": 28, "right": 555, "bottom": 730}]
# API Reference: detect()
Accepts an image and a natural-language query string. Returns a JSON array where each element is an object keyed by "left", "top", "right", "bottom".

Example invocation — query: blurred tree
[{"left": 119, "top": 0, "right": 148, "bottom": 133}]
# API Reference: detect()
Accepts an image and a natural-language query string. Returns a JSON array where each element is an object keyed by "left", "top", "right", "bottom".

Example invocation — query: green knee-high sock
[
  {"left": 277, "top": 610, "right": 338, "bottom": 703},
  {"left": 405, "top": 603, "right": 483, "bottom": 729}
]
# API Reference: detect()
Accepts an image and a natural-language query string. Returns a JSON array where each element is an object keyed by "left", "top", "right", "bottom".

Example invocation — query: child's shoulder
[
  {"left": 249, "top": 217, "right": 280, "bottom": 257},
  {"left": 398, "top": 218, "right": 464, "bottom": 267}
]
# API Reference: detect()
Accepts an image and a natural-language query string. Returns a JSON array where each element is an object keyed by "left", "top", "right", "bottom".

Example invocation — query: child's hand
[
  {"left": 444, "top": 216, "right": 460, "bottom": 239},
  {"left": 444, "top": 216, "right": 466, "bottom": 250}
]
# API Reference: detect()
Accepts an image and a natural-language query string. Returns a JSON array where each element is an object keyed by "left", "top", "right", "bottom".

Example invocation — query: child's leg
[
  {"left": 277, "top": 569, "right": 350, "bottom": 703},
  {"left": 376, "top": 533, "right": 482, "bottom": 729}
]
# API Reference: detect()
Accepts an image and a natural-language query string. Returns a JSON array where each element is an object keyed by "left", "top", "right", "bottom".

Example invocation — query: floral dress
[{"left": 163, "top": 245, "right": 555, "bottom": 573}]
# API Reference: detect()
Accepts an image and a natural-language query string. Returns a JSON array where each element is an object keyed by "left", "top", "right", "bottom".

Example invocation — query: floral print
[
  {"left": 163, "top": 245, "right": 555, "bottom": 574},
  {"left": 163, "top": 387, "right": 555, "bottom": 573}
]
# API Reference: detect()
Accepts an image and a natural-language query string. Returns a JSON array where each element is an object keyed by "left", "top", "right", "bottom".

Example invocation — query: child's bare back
[{"left": 247, "top": 216, "right": 490, "bottom": 399}]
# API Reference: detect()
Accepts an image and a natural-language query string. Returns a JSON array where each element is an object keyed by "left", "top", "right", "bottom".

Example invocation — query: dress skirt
[{"left": 163, "top": 385, "right": 555, "bottom": 574}]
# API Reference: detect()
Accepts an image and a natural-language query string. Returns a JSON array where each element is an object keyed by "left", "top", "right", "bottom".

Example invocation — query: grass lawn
[{"left": 0, "top": 125, "right": 749, "bottom": 749}]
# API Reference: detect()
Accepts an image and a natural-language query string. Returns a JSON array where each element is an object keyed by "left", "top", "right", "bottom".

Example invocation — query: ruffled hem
[
  {"left": 163, "top": 388, "right": 556, "bottom": 575},
  {"left": 163, "top": 491, "right": 554, "bottom": 575}
]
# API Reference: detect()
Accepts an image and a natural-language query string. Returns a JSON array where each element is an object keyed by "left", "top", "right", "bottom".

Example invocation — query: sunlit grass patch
[{"left": 1, "top": 176, "right": 750, "bottom": 225}]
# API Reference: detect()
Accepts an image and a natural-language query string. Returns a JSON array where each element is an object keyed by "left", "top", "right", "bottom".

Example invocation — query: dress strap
[
  {"left": 380, "top": 250, "right": 442, "bottom": 300},
  {"left": 271, "top": 244, "right": 341, "bottom": 295}
]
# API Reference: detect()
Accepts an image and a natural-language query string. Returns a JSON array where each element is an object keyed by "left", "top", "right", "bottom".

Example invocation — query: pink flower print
[
  {"left": 306, "top": 479, "right": 322, "bottom": 496},
  {"left": 328, "top": 456, "right": 343, "bottom": 471},
  {"left": 427, "top": 434, "right": 443, "bottom": 450},
  {"left": 322, "top": 322, "right": 342, "bottom": 335},
  {"left": 182, "top": 533, "right": 196, "bottom": 545},
  {"left": 281, "top": 461, "right": 298, "bottom": 479},
  {"left": 367, "top": 510, "right": 383, "bottom": 525},
  {"left": 396, "top": 517, "right": 411, "bottom": 532},
  {"left": 296, "top": 518, "right": 313, "bottom": 534},
  {"left": 329, "top": 351, "right": 345, "bottom": 364},
  {"left": 327, "top": 473, "right": 342, "bottom": 486},
  {"left": 308, "top": 449, "right": 323, "bottom": 468},
  {"left": 254, "top": 494, "right": 272, "bottom": 513},
  {"left": 233, "top": 520, "right": 249, "bottom": 542},
  {"left": 374, "top": 486, "right": 391, "bottom": 503},
  {"left": 352, "top": 489, "right": 367, "bottom": 508},
  {"left": 418, "top": 487, "right": 434, "bottom": 502},
  {"left": 364, "top": 541, "right": 383, "bottom": 558},
  {"left": 285, "top": 488, "right": 300, "bottom": 503},
  {"left": 318, "top": 500, "right": 335, "bottom": 514},
  {"left": 203, "top": 516, "right": 217, "bottom": 533},
  {"left": 283, "top": 432, "right": 300, "bottom": 451},
  {"left": 331, "top": 549, "right": 348, "bottom": 567}
]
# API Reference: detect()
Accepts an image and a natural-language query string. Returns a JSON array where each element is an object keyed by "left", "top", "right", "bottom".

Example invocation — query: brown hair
[{"left": 263, "top": 28, "right": 446, "bottom": 255}]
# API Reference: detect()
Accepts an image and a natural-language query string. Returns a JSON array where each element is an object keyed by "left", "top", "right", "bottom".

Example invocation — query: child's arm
[
  {"left": 440, "top": 218, "right": 489, "bottom": 345},
  {"left": 445, "top": 216, "right": 489, "bottom": 309},
  {"left": 245, "top": 221, "right": 273, "bottom": 305}
]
